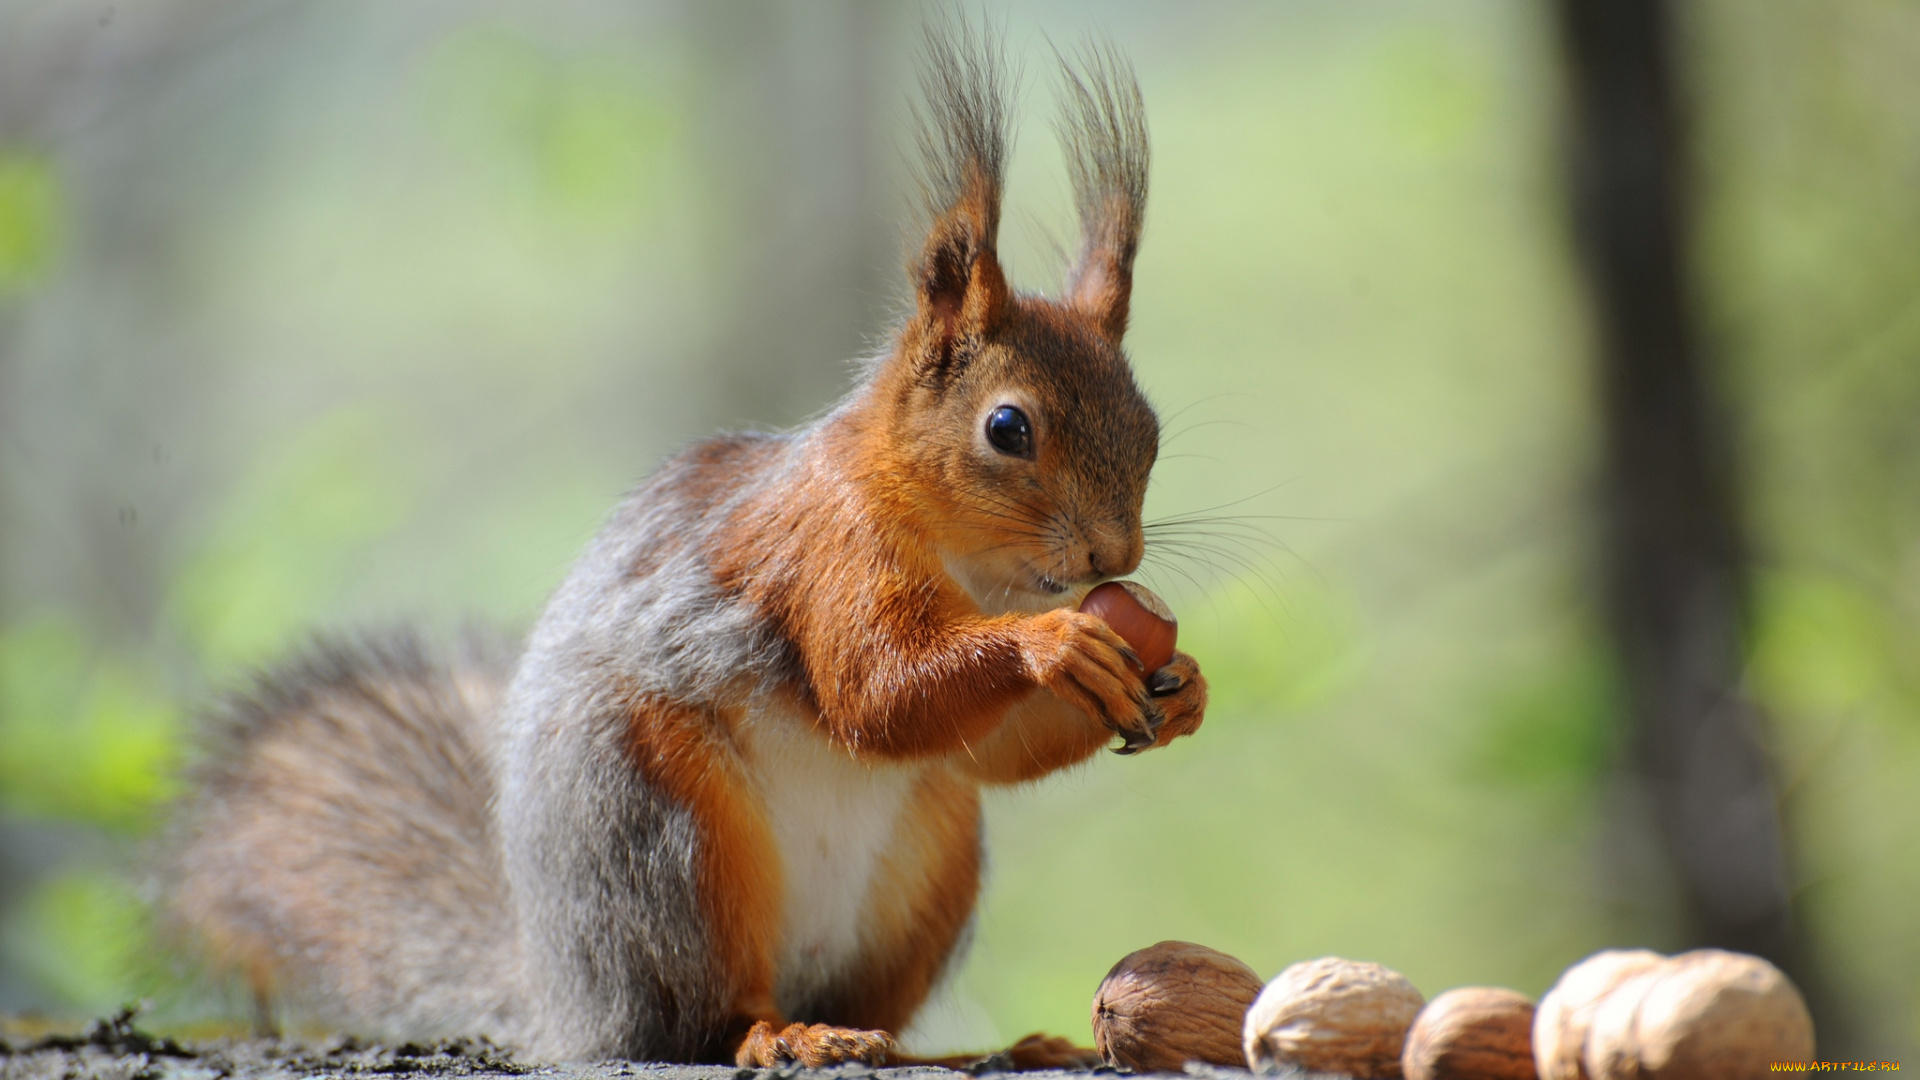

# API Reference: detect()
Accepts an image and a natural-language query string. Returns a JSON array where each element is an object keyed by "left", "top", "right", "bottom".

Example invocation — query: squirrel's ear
[
  {"left": 1058, "top": 43, "right": 1148, "bottom": 344},
  {"left": 906, "top": 19, "right": 1013, "bottom": 382},
  {"left": 912, "top": 178, "right": 1010, "bottom": 377}
]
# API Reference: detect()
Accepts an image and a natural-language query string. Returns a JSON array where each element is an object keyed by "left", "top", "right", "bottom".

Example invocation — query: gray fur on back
[
  {"left": 495, "top": 432, "right": 802, "bottom": 1062},
  {"left": 165, "top": 432, "right": 809, "bottom": 1062}
]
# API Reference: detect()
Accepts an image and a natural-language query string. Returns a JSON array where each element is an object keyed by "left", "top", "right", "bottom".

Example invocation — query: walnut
[
  {"left": 1091, "top": 941, "right": 1264, "bottom": 1071},
  {"left": 1581, "top": 966, "right": 1670, "bottom": 1080},
  {"left": 1402, "top": 987, "right": 1538, "bottom": 1080},
  {"left": 1532, "top": 949, "right": 1665, "bottom": 1080},
  {"left": 1243, "top": 957, "right": 1425, "bottom": 1079},
  {"left": 1582, "top": 949, "right": 1814, "bottom": 1080}
]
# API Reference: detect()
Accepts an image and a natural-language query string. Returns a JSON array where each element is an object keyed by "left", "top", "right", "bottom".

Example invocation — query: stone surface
[
  {"left": 0, "top": 1013, "right": 1371, "bottom": 1080},
  {"left": 0, "top": 1016, "right": 1337, "bottom": 1080}
]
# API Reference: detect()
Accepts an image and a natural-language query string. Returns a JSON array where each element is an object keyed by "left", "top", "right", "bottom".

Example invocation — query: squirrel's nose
[{"left": 1087, "top": 529, "right": 1144, "bottom": 579}]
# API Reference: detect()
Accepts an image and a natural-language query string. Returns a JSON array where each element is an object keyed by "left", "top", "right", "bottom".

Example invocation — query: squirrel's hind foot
[{"left": 735, "top": 1021, "right": 894, "bottom": 1069}]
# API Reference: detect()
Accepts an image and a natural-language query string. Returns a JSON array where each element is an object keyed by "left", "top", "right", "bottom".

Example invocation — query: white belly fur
[{"left": 743, "top": 704, "right": 923, "bottom": 1015}]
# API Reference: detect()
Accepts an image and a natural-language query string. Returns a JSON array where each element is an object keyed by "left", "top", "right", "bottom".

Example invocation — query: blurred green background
[{"left": 1, "top": 0, "right": 1916, "bottom": 1058}]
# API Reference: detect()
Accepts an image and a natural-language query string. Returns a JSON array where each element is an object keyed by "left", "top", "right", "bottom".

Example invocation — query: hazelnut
[
  {"left": 1586, "top": 950, "right": 1814, "bottom": 1080},
  {"left": 1080, "top": 580, "right": 1177, "bottom": 674},
  {"left": 1091, "top": 941, "right": 1264, "bottom": 1072},
  {"left": 1532, "top": 949, "right": 1665, "bottom": 1080},
  {"left": 1243, "top": 957, "right": 1426, "bottom": 1079},
  {"left": 1402, "top": 987, "right": 1538, "bottom": 1080}
]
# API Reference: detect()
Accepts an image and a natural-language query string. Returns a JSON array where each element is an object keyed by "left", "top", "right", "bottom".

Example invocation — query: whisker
[
  {"left": 1145, "top": 522, "right": 1287, "bottom": 545},
  {"left": 947, "top": 522, "right": 1054, "bottom": 541},
  {"left": 1155, "top": 392, "right": 1237, "bottom": 430},
  {"left": 1146, "top": 511, "right": 1344, "bottom": 529},
  {"left": 952, "top": 484, "right": 1051, "bottom": 519},
  {"left": 1159, "top": 416, "right": 1260, "bottom": 449},
  {"left": 1142, "top": 482, "right": 1301, "bottom": 525},
  {"left": 1144, "top": 545, "right": 1291, "bottom": 630},
  {"left": 1147, "top": 522, "right": 1293, "bottom": 563},
  {"left": 1136, "top": 551, "right": 1212, "bottom": 598}
]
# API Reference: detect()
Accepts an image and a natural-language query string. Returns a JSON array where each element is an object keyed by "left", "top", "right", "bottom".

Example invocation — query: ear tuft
[
  {"left": 1056, "top": 41, "right": 1149, "bottom": 343},
  {"left": 908, "top": 17, "right": 1015, "bottom": 381}
]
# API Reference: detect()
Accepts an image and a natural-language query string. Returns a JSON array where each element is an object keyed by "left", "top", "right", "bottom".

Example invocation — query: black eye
[{"left": 985, "top": 405, "right": 1033, "bottom": 457}]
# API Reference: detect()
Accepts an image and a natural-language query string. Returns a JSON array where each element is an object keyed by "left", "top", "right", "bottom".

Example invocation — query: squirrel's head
[{"left": 860, "top": 26, "right": 1158, "bottom": 613}]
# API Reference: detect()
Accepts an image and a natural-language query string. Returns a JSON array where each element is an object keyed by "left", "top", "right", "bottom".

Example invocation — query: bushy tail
[{"left": 163, "top": 632, "right": 521, "bottom": 1040}]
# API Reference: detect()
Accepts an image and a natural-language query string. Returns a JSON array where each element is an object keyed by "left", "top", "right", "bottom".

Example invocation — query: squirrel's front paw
[
  {"left": 1023, "top": 609, "right": 1161, "bottom": 753},
  {"left": 736, "top": 1021, "right": 894, "bottom": 1068},
  {"left": 1145, "top": 651, "right": 1206, "bottom": 748}
]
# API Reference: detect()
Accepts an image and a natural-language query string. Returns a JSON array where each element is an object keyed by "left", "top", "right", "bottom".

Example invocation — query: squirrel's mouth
[
  {"left": 1030, "top": 572, "right": 1071, "bottom": 596},
  {"left": 1030, "top": 569, "right": 1105, "bottom": 605}
]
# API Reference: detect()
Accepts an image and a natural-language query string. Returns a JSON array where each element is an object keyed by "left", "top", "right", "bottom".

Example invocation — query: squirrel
[{"left": 163, "top": 23, "right": 1208, "bottom": 1070}]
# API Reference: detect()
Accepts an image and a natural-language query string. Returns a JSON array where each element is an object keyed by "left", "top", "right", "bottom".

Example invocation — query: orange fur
[
  {"left": 620, "top": 695, "right": 783, "bottom": 1039},
  {"left": 958, "top": 691, "right": 1113, "bottom": 784},
  {"left": 717, "top": 405, "right": 1005, "bottom": 758}
]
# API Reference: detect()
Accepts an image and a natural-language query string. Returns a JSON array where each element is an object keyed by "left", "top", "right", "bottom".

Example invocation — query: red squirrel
[{"left": 165, "top": 23, "right": 1207, "bottom": 1068}]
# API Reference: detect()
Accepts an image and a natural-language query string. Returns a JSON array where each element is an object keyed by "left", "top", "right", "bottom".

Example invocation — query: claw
[
  {"left": 1149, "top": 670, "right": 1184, "bottom": 696},
  {"left": 1113, "top": 725, "right": 1156, "bottom": 754},
  {"left": 1107, "top": 698, "right": 1162, "bottom": 755}
]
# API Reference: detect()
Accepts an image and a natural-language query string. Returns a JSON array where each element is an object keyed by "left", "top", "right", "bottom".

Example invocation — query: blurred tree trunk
[
  {"left": 685, "top": 0, "right": 897, "bottom": 430},
  {"left": 1553, "top": 0, "right": 1850, "bottom": 1052}
]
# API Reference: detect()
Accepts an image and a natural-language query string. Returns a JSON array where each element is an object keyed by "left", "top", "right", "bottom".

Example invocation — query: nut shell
[
  {"left": 1582, "top": 967, "right": 1667, "bottom": 1080},
  {"left": 1402, "top": 987, "right": 1538, "bottom": 1080},
  {"left": 1080, "top": 581, "right": 1178, "bottom": 674},
  {"left": 1593, "top": 950, "right": 1814, "bottom": 1080},
  {"left": 1532, "top": 949, "right": 1665, "bottom": 1080},
  {"left": 1091, "top": 941, "right": 1264, "bottom": 1071},
  {"left": 1244, "top": 957, "right": 1426, "bottom": 1079}
]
